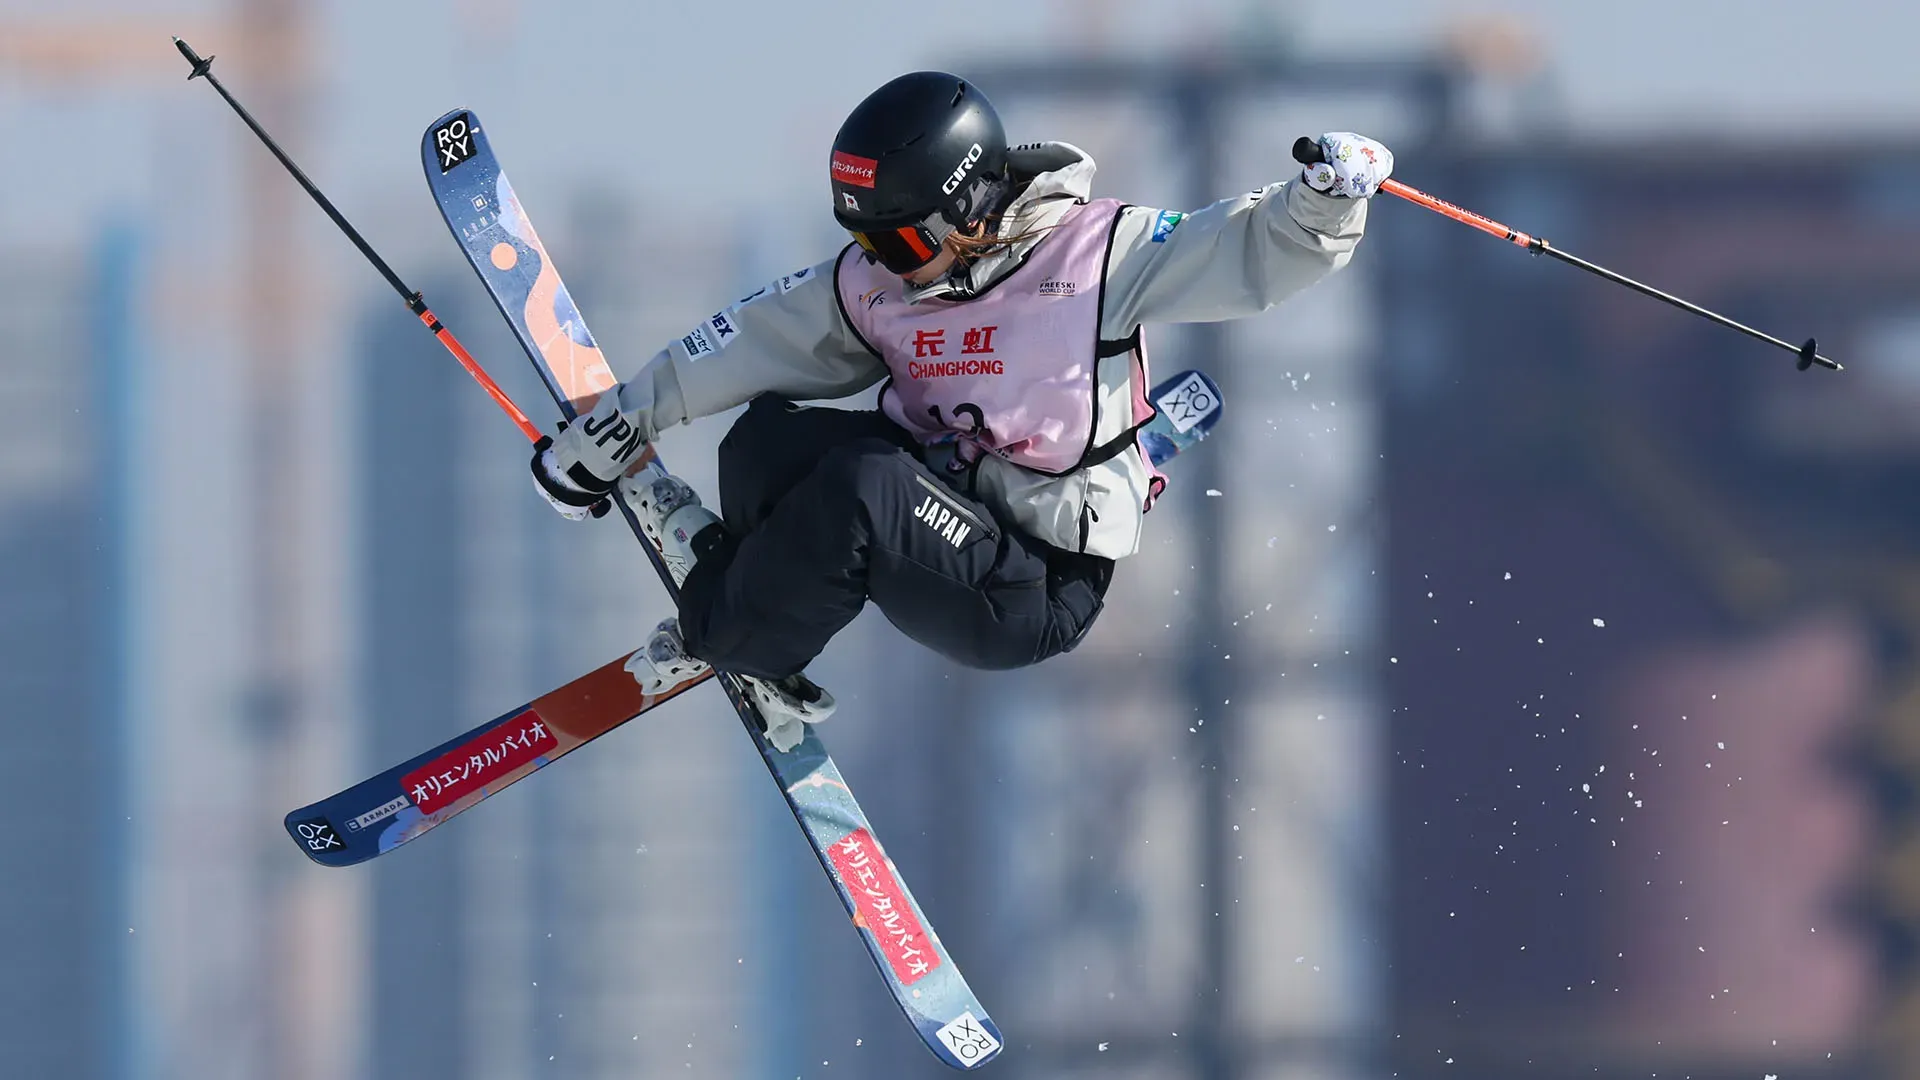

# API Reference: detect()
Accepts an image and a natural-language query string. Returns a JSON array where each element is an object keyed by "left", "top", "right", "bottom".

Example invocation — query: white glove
[
  {"left": 1302, "top": 132, "right": 1394, "bottom": 199},
  {"left": 530, "top": 460, "right": 597, "bottom": 520},
  {"left": 529, "top": 390, "right": 644, "bottom": 517}
]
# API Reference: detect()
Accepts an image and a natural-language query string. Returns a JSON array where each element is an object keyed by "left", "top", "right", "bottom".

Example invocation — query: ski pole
[
  {"left": 1292, "top": 137, "right": 1841, "bottom": 373},
  {"left": 174, "top": 36, "right": 547, "bottom": 441}
]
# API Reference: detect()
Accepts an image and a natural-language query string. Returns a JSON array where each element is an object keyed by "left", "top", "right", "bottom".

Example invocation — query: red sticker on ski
[
  {"left": 829, "top": 829, "right": 940, "bottom": 985},
  {"left": 401, "top": 709, "right": 556, "bottom": 814}
]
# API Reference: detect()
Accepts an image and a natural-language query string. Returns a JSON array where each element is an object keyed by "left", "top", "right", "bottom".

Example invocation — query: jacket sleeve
[
  {"left": 606, "top": 252, "right": 888, "bottom": 443},
  {"left": 1098, "top": 178, "right": 1370, "bottom": 337}
]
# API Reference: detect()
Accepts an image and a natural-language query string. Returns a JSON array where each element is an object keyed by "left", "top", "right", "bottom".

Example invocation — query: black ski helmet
[{"left": 830, "top": 71, "right": 1008, "bottom": 275}]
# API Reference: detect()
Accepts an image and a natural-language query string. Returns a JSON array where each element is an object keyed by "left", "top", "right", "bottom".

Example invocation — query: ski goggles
[{"left": 847, "top": 212, "right": 956, "bottom": 276}]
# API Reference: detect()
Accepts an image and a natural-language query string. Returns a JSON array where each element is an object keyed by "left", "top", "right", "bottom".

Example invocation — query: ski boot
[
  {"left": 621, "top": 464, "right": 723, "bottom": 588},
  {"left": 624, "top": 616, "right": 712, "bottom": 695},
  {"left": 623, "top": 621, "right": 836, "bottom": 754}
]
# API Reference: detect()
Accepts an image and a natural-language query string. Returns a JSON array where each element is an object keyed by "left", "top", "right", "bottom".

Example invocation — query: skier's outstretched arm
[
  {"left": 632, "top": 256, "right": 888, "bottom": 437},
  {"left": 1099, "top": 131, "right": 1391, "bottom": 335},
  {"left": 532, "top": 256, "right": 887, "bottom": 511}
]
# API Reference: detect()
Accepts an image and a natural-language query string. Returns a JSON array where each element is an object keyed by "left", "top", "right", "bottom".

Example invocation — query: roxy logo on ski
[
  {"left": 913, "top": 491, "right": 975, "bottom": 549},
  {"left": 433, "top": 112, "right": 477, "bottom": 173},
  {"left": 1156, "top": 371, "right": 1217, "bottom": 434},
  {"left": 936, "top": 1012, "right": 1002, "bottom": 1065},
  {"left": 294, "top": 818, "right": 343, "bottom": 853}
]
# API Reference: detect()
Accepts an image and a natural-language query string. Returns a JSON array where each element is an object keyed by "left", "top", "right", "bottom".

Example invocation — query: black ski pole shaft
[
  {"left": 1533, "top": 244, "right": 1835, "bottom": 371},
  {"left": 1292, "top": 137, "right": 1842, "bottom": 373},
  {"left": 174, "top": 36, "right": 546, "bottom": 442},
  {"left": 175, "top": 37, "right": 410, "bottom": 303}
]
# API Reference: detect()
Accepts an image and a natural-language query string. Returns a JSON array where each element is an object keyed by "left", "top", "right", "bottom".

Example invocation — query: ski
[
  {"left": 284, "top": 655, "right": 712, "bottom": 867},
  {"left": 283, "top": 370, "right": 1219, "bottom": 870},
  {"left": 420, "top": 108, "right": 1004, "bottom": 1071},
  {"left": 1141, "top": 368, "right": 1222, "bottom": 466}
]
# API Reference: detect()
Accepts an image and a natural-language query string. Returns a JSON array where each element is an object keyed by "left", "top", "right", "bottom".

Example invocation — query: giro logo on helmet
[{"left": 942, "top": 142, "right": 984, "bottom": 195}]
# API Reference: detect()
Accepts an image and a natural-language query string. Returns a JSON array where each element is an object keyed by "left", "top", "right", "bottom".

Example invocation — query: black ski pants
[{"left": 675, "top": 394, "right": 1113, "bottom": 680}]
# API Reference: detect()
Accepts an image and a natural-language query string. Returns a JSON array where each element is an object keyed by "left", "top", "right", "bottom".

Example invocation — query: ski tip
[
  {"left": 284, "top": 809, "right": 361, "bottom": 867},
  {"left": 425, "top": 106, "right": 478, "bottom": 127},
  {"left": 422, "top": 108, "right": 486, "bottom": 177},
  {"left": 926, "top": 1009, "right": 1005, "bottom": 1069}
]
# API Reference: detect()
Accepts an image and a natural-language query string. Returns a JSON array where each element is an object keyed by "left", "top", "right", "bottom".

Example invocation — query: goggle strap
[{"left": 899, "top": 227, "right": 935, "bottom": 261}]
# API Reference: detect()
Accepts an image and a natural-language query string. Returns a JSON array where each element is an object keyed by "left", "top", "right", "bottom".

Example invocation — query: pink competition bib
[{"left": 839, "top": 200, "right": 1128, "bottom": 475}]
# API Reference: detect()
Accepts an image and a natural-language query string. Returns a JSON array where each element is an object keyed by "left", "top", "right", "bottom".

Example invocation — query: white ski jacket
[{"left": 601, "top": 142, "right": 1370, "bottom": 559}]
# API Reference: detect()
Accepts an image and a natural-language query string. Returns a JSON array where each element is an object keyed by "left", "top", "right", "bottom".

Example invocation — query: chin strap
[{"left": 901, "top": 268, "right": 969, "bottom": 304}]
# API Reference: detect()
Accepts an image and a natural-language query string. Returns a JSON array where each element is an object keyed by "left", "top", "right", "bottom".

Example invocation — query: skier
[{"left": 530, "top": 71, "right": 1392, "bottom": 751}]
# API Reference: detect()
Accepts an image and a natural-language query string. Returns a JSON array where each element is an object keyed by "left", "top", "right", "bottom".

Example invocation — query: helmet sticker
[{"left": 831, "top": 150, "right": 878, "bottom": 189}]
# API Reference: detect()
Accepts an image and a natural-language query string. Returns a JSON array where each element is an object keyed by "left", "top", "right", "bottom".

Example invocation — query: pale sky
[
  {"left": 1, "top": 0, "right": 1914, "bottom": 245},
  {"left": 326, "top": 0, "right": 1911, "bottom": 212}
]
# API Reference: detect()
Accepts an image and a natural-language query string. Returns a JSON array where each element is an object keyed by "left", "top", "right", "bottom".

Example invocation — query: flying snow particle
[
  {"left": 1592, "top": 618, "right": 1606, "bottom": 628},
  {"left": 1205, "top": 489, "right": 1224, "bottom": 497}
]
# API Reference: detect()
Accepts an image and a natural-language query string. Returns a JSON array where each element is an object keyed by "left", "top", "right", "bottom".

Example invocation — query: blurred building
[
  {"left": 1374, "top": 142, "right": 1920, "bottom": 1079},
  {"left": 0, "top": 228, "right": 133, "bottom": 1080}
]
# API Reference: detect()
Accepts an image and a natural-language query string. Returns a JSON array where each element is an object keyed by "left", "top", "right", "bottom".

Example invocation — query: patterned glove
[{"left": 1302, "top": 132, "right": 1394, "bottom": 199}]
